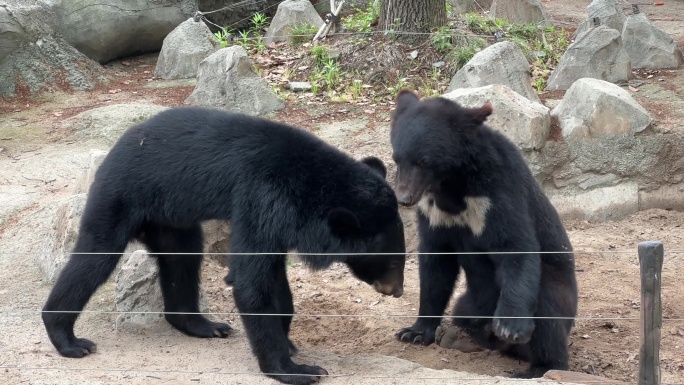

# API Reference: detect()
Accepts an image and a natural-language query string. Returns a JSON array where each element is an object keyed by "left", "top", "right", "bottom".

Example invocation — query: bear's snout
[{"left": 373, "top": 280, "right": 404, "bottom": 298}]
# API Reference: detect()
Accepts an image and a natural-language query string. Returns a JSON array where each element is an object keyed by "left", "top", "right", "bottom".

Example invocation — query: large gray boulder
[
  {"left": 490, "top": 0, "right": 549, "bottom": 24},
  {"left": 0, "top": 34, "right": 106, "bottom": 97},
  {"left": 621, "top": 13, "right": 683, "bottom": 69},
  {"left": 0, "top": 6, "right": 28, "bottom": 63},
  {"left": 574, "top": 0, "right": 626, "bottom": 39},
  {"left": 0, "top": 1, "right": 106, "bottom": 97},
  {"left": 264, "top": 0, "right": 324, "bottom": 45},
  {"left": 0, "top": 1, "right": 106, "bottom": 96},
  {"left": 56, "top": 0, "right": 196, "bottom": 64},
  {"left": 442, "top": 84, "right": 550, "bottom": 151},
  {"left": 154, "top": 18, "right": 216, "bottom": 80},
  {"left": 186, "top": 45, "right": 285, "bottom": 116},
  {"left": 551, "top": 78, "right": 652, "bottom": 140},
  {"left": 447, "top": 41, "right": 540, "bottom": 103},
  {"left": 546, "top": 25, "right": 631, "bottom": 91}
]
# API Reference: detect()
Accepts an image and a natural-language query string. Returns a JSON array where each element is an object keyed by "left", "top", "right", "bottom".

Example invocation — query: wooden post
[{"left": 638, "top": 241, "right": 664, "bottom": 385}]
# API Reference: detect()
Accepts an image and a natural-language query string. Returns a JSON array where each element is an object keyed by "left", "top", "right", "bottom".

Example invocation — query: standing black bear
[
  {"left": 42, "top": 106, "right": 406, "bottom": 385},
  {"left": 390, "top": 90, "right": 578, "bottom": 378}
]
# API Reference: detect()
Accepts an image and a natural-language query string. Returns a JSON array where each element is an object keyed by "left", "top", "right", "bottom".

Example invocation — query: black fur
[
  {"left": 42, "top": 106, "right": 406, "bottom": 385},
  {"left": 390, "top": 90, "right": 578, "bottom": 378}
]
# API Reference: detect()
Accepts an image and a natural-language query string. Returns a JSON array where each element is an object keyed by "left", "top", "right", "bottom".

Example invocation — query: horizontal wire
[
  {"left": 0, "top": 364, "right": 665, "bottom": 384},
  {"left": 1, "top": 250, "right": 678, "bottom": 256},
  {"left": 6, "top": 309, "right": 681, "bottom": 321}
]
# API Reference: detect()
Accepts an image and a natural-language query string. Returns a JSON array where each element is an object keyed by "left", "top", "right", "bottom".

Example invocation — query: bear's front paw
[
  {"left": 267, "top": 362, "right": 328, "bottom": 385},
  {"left": 492, "top": 316, "right": 534, "bottom": 344},
  {"left": 396, "top": 321, "right": 438, "bottom": 345}
]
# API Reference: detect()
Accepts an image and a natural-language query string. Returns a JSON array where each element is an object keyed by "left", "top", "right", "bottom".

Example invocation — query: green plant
[
  {"left": 460, "top": 12, "right": 570, "bottom": 93},
  {"left": 534, "top": 76, "right": 546, "bottom": 93},
  {"left": 310, "top": 71, "right": 322, "bottom": 94},
  {"left": 431, "top": 26, "right": 453, "bottom": 52},
  {"left": 388, "top": 77, "right": 408, "bottom": 95},
  {"left": 283, "top": 68, "right": 295, "bottom": 80},
  {"left": 212, "top": 29, "right": 229, "bottom": 48},
  {"left": 447, "top": 37, "right": 486, "bottom": 69},
  {"left": 254, "top": 35, "right": 266, "bottom": 52},
  {"left": 310, "top": 45, "right": 330, "bottom": 66},
  {"left": 321, "top": 59, "right": 341, "bottom": 90},
  {"left": 349, "top": 79, "right": 364, "bottom": 99},
  {"left": 463, "top": 12, "right": 508, "bottom": 35},
  {"left": 289, "top": 23, "right": 318, "bottom": 46},
  {"left": 251, "top": 12, "right": 269, "bottom": 31},
  {"left": 237, "top": 30, "right": 251, "bottom": 49},
  {"left": 342, "top": 1, "right": 380, "bottom": 33}
]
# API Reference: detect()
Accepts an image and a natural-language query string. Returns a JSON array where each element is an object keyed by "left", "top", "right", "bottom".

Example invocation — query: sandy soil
[{"left": 1, "top": 0, "right": 684, "bottom": 384}]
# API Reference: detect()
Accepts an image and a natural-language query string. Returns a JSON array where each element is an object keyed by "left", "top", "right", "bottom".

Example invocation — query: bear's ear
[
  {"left": 328, "top": 207, "right": 363, "bottom": 239},
  {"left": 393, "top": 89, "right": 419, "bottom": 117},
  {"left": 360, "top": 156, "right": 387, "bottom": 179},
  {"left": 468, "top": 102, "right": 493, "bottom": 125}
]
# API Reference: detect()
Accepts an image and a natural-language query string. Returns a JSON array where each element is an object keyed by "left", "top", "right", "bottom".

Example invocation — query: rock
[
  {"left": 0, "top": 1, "right": 107, "bottom": 97},
  {"left": 574, "top": 0, "right": 626, "bottom": 40},
  {"left": 549, "top": 182, "right": 639, "bottom": 221},
  {"left": 60, "top": 103, "right": 169, "bottom": 146},
  {"left": 115, "top": 250, "right": 165, "bottom": 328},
  {"left": 75, "top": 149, "right": 108, "bottom": 194},
  {"left": 186, "top": 46, "right": 285, "bottom": 116},
  {"left": 447, "top": 0, "right": 493, "bottom": 14},
  {"left": 551, "top": 78, "right": 652, "bottom": 139},
  {"left": 35, "top": 193, "right": 87, "bottom": 283},
  {"left": 639, "top": 183, "right": 684, "bottom": 211},
  {"left": 447, "top": 41, "right": 540, "bottom": 103},
  {"left": 154, "top": 18, "right": 217, "bottom": 80},
  {"left": 621, "top": 13, "right": 684, "bottom": 69},
  {"left": 56, "top": 0, "right": 196, "bottom": 64},
  {"left": 202, "top": 220, "right": 232, "bottom": 267},
  {"left": 264, "top": 0, "right": 324, "bottom": 45},
  {"left": 0, "top": 35, "right": 106, "bottom": 97},
  {"left": 0, "top": 6, "right": 28, "bottom": 63},
  {"left": 546, "top": 25, "right": 631, "bottom": 91},
  {"left": 115, "top": 249, "right": 211, "bottom": 329},
  {"left": 288, "top": 81, "right": 312, "bottom": 91},
  {"left": 442, "top": 84, "right": 551, "bottom": 151},
  {"left": 490, "top": 0, "right": 549, "bottom": 24}
]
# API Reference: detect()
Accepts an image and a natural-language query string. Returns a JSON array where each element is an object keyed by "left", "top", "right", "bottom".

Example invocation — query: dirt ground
[{"left": 1, "top": 0, "right": 684, "bottom": 384}]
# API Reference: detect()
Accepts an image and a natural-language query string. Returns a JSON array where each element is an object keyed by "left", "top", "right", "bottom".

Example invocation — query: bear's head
[
  {"left": 325, "top": 156, "right": 405, "bottom": 298},
  {"left": 389, "top": 90, "right": 493, "bottom": 207}
]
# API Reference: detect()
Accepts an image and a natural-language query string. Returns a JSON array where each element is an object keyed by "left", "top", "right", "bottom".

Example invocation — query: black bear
[
  {"left": 389, "top": 90, "right": 578, "bottom": 378},
  {"left": 42, "top": 106, "right": 406, "bottom": 385}
]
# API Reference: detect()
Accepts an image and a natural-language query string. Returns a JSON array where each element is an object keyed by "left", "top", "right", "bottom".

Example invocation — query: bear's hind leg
[
  {"left": 512, "top": 288, "right": 572, "bottom": 378},
  {"left": 42, "top": 228, "right": 128, "bottom": 358},
  {"left": 144, "top": 224, "right": 231, "bottom": 338}
]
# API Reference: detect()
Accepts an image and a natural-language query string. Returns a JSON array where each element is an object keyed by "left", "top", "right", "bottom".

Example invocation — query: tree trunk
[{"left": 378, "top": 0, "right": 447, "bottom": 37}]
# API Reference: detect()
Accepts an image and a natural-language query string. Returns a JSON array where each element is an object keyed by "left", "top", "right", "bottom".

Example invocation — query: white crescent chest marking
[{"left": 417, "top": 194, "right": 492, "bottom": 236}]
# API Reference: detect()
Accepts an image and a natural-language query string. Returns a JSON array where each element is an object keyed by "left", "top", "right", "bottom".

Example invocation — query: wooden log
[
  {"left": 543, "top": 370, "right": 631, "bottom": 385},
  {"left": 638, "top": 241, "right": 664, "bottom": 385}
]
